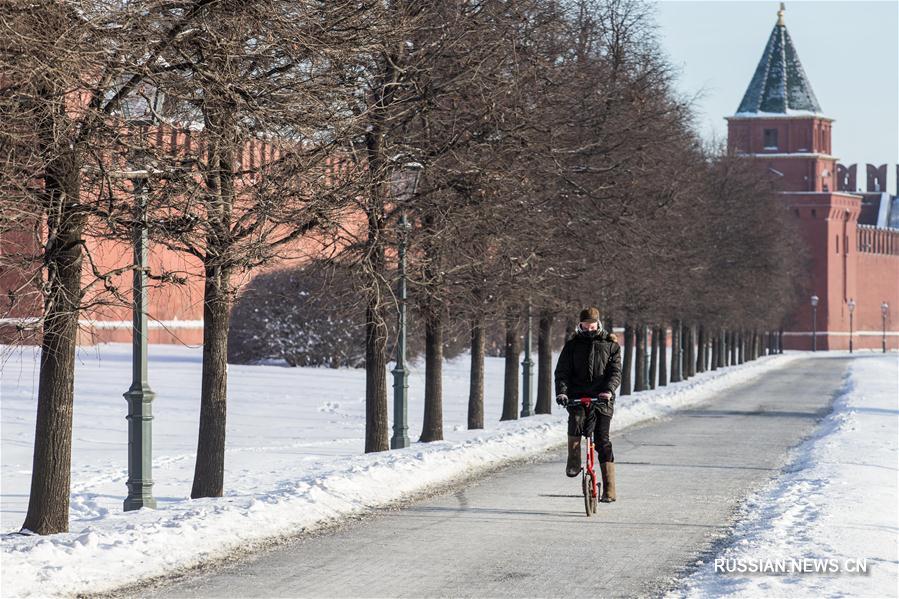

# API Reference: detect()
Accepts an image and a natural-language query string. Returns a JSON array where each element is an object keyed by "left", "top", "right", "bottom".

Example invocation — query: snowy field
[
  {"left": 673, "top": 353, "right": 899, "bottom": 598},
  {"left": 2, "top": 343, "right": 799, "bottom": 597}
]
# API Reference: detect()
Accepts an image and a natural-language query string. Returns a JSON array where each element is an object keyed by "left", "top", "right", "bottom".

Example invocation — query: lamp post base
[
  {"left": 520, "top": 357, "right": 533, "bottom": 417},
  {"left": 390, "top": 435, "right": 410, "bottom": 450},
  {"left": 391, "top": 366, "right": 410, "bottom": 449},
  {"left": 123, "top": 484, "right": 157, "bottom": 511},
  {"left": 123, "top": 385, "right": 156, "bottom": 512}
]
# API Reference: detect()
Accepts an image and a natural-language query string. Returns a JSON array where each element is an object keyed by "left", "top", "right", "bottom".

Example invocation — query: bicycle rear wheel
[{"left": 582, "top": 472, "right": 592, "bottom": 516}]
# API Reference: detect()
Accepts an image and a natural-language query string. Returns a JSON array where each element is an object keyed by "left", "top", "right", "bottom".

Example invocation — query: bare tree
[
  {"left": 0, "top": 0, "right": 217, "bottom": 534},
  {"left": 142, "top": 1, "right": 373, "bottom": 496}
]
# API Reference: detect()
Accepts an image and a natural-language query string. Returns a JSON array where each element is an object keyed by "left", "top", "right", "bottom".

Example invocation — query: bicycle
[{"left": 568, "top": 397, "right": 600, "bottom": 516}]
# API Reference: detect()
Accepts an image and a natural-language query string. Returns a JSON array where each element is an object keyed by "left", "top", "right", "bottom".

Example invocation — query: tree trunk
[
  {"left": 634, "top": 324, "right": 645, "bottom": 392},
  {"left": 711, "top": 330, "right": 719, "bottom": 371},
  {"left": 535, "top": 312, "right": 553, "bottom": 414},
  {"left": 733, "top": 330, "right": 739, "bottom": 364},
  {"left": 420, "top": 312, "right": 443, "bottom": 442},
  {"left": 721, "top": 331, "right": 728, "bottom": 368},
  {"left": 733, "top": 330, "right": 739, "bottom": 365},
  {"left": 362, "top": 103, "right": 391, "bottom": 453},
  {"left": 687, "top": 325, "right": 696, "bottom": 378},
  {"left": 696, "top": 325, "right": 705, "bottom": 373},
  {"left": 649, "top": 326, "right": 659, "bottom": 389},
  {"left": 721, "top": 329, "right": 728, "bottom": 366},
  {"left": 742, "top": 330, "right": 749, "bottom": 361},
  {"left": 23, "top": 166, "right": 83, "bottom": 534},
  {"left": 692, "top": 326, "right": 698, "bottom": 376},
  {"left": 363, "top": 296, "right": 389, "bottom": 453},
  {"left": 669, "top": 321, "right": 681, "bottom": 383},
  {"left": 191, "top": 263, "right": 233, "bottom": 498},
  {"left": 467, "top": 318, "right": 485, "bottom": 430},
  {"left": 726, "top": 330, "right": 731, "bottom": 364},
  {"left": 738, "top": 331, "right": 744, "bottom": 363},
  {"left": 621, "top": 322, "right": 634, "bottom": 395},
  {"left": 657, "top": 325, "right": 667, "bottom": 386},
  {"left": 501, "top": 313, "right": 520, "bottom": 420},
  {"left": 725, "top": 330, "right": 730, "bottom": 365}
]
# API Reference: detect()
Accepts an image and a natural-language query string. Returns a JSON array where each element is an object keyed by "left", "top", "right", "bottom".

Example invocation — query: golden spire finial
[{"left": 777, "top": 2, "right": 786, "bottom": 26}]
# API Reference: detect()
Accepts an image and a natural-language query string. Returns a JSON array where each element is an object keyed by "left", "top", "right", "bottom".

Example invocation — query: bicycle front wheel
[{"left": 582, "top": 472, "right": 596, "bottom": 516}]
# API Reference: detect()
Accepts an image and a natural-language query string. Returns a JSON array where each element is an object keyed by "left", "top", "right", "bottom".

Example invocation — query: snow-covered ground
[
  {"left": 1, "top": 343, "right": 797, "bottom": 597},
  {"left": 673, "top": 353, "right": 899, "bottom": 598}
]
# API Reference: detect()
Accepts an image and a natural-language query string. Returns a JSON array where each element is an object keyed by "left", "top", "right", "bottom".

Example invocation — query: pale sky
[{"left": 654, "top": 0, "right": 899, "bottom": 189}]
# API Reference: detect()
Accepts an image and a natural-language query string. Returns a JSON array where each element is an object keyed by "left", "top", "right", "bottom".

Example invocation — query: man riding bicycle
[{"left": 554, "top": 307, "right": 622, "bottom": 502}]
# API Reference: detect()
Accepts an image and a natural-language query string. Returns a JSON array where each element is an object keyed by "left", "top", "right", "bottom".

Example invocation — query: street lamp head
[
  {"left": 390, "top": 161, "right": 423, "bottom": 204},
  {"left": 882, "top": 302, "right": 889, "bottom": 316},
  {"left": 810, "top": 295, "right": 819, "bottom": 307},
  {"left": 848, "top": 299, "right": 856, "bottom": 313},
  {"left": 116, "top": 80, "right": 165, "bottom": 126},
  {"left": 399, "top": 211, "right": 412, "bottom": 233}
]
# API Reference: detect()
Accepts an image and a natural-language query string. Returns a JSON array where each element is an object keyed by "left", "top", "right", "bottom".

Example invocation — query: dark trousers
[{"left": 567, "top": 406, "right": 614, "bottom": 463}]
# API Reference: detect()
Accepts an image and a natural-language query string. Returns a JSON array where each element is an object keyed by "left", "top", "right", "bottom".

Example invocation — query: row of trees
[{"left": 0, "top": 0, "right": 806, "bottom": 535}]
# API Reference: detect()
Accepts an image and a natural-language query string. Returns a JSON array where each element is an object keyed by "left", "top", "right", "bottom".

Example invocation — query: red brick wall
[
  {"left": 727, "top": 116, "right": 833, "bottom": 155},
  {"left": 853, "top": 234, "right": 899, "bottom": 351},
  {"left": 727, "top": 116, "right": 836, "bottom": 192},
  {"left": 780, "top": 193, "right": 898, "bottom": 350}
]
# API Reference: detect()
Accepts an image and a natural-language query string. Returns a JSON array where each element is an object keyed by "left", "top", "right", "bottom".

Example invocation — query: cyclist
[{"left": 554, "top": 307, "right": 622, "bottom": 502}]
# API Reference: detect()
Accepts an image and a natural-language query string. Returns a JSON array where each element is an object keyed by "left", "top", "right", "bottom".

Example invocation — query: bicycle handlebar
[{"left": 565, "top": 397, "right": 603, "bottom": 408}]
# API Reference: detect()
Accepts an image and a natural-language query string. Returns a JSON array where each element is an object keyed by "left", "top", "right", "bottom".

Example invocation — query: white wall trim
[
  {"left": 783, "top": 331, "right": 899, "bottom": 337},
  {"left": 1, "top": 318, "right": 204, "bottom": 330}
]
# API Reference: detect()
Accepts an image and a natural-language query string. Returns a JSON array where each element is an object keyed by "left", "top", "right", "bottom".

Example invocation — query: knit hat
[{"left": 578, "top": 307, "right": 600, "bottom": 323}]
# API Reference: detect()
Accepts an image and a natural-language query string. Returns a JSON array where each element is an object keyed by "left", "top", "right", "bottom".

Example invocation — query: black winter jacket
[{"left": 554, "top": 330, "right": 622, "bottom": 399}]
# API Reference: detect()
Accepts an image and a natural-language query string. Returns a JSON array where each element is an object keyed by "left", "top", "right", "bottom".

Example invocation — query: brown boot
[
  {"left": 600, "top": 462, "right": 616, "bottom": 502},
  {"left": 566, "top": 436, "right": 582, "bottom": 477}
]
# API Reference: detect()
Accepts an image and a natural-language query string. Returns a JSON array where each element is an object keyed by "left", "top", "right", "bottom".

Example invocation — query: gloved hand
[
  {"left": 555, "top": 394, "right": 568, "bottom": 406},
  {"left": 598, "top": 391, "right": 612, "bottom": 400}
]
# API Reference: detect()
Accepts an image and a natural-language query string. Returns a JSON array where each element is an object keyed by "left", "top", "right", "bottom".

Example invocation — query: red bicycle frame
[{"left": 579, "top": 397, "right": 599, "bottom": 500}]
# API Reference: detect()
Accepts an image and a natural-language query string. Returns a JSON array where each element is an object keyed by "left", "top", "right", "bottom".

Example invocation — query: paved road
[{"left": 140, "top": 356, "right": 849, "bottom": 598}]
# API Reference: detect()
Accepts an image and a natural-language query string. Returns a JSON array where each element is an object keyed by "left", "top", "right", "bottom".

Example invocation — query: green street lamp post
[
  {"left": 123, "top": 174, "right": 157, "bottom": 511},
  {"left": 521, "top": 302, "right": 533, "bottom": 417},
  {"left": 390, "top": 162, "right": 421, "bottom": 450},
  {"left": 391, "top": 213, "right": 412, "bottom": 449},
  {"left": 810, "top": 295, "right": 818, "bottom": 351},
  {"left": 847, "top": 298, "right": 856, "bottom": 353},
  {"left": 881, "top": 302, "right": 889, "bottom": 353},
  {"left": 120, "top": 84, "right": 163, "bottom": 511}
]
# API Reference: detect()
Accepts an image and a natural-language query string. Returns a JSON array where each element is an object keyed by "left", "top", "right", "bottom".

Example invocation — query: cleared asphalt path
[{"left": 141, "top": 356, "right": 849, "bottom": 598}]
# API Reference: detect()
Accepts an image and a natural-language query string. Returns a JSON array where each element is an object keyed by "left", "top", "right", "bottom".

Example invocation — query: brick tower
[
  {"left": 726, "top": 3, "right": 836, "bottom": 193},
  {"left": 727, "top": 4, "right": 872, "bottom": 350}
]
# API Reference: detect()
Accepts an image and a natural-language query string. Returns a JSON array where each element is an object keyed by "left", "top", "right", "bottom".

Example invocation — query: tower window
[{"left": 764, "top": 128, "right": 778, "bottom": 149}]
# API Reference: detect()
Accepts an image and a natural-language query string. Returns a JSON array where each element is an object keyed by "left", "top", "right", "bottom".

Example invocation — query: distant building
[{"left": 726, "top": 4, "right": 898, "bottom": 350}]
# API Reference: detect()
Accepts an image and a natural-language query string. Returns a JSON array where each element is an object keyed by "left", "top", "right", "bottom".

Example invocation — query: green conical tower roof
[{"left": 736, "top": 4, "right": 822, "bottom": 115}]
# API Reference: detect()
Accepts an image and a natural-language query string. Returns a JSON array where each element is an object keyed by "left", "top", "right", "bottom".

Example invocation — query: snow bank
[
  {"left": 673, "top": 354, "right": 899, "bottom": 598},
  {"left": 1, "top": 344, "right": 797, "bottom": 597}
]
